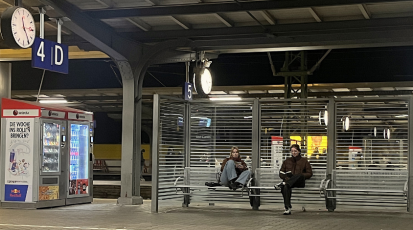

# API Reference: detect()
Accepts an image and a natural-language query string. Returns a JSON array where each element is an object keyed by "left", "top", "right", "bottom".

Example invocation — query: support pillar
[
  {"left": 117, "top": 61, "right": 143, "bottom": 205},
  {"left": 408, "top": 97, "right": 413, "bottom": 213},
  {"left": 326, "top": 98, "right": 336, "bottom": 211},
  {"left": 0, "top": 62, "right": 11, "bottom": 141},
  {"left": 0, "top": 62, "right": 11, "bottom": 202},
  {"left": 251, "top": 99, "right": 261, "bottom": 210}
]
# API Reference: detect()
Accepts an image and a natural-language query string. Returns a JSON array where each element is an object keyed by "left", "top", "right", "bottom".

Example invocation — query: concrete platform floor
[{"left": 0, "top": 199, "right": 412, "bottom": 230}]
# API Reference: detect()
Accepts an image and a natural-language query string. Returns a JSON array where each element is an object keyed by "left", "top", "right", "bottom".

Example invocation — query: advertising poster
[
  {"left": 4, "top": 118, "right": 34, "bottom": 202},
  {"left": 271, "top": 136, "right": 283, "bottom": 170},
  {"left": 76, "top": 179, "right": 89, "bottom": 195},
  {"left": 39, "top": 186, "right": 59, "bottom": 200}
]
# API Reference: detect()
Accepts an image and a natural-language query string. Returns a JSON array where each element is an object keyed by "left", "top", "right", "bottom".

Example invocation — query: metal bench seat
[
  {"left": 174, "top": 167, "right": 250, "bottom": 197},
  {"left": 325, "top": 169, "right": 408, "bottom": 208}
]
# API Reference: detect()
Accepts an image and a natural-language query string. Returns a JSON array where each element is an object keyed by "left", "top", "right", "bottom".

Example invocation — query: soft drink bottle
[{"left": 10, "top": 149, "right": 15, "bottom": 163}]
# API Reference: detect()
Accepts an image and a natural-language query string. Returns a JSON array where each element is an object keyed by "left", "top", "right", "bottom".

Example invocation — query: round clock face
[
  {"left": 11, "top": 7, "right": 35, "bottom": 48},
  {"left": 201, "top": 68, "right": 212, "bottom": 94}
]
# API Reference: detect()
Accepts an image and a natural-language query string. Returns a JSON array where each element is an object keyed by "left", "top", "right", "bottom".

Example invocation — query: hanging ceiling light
[
  {"left": 319, "top": 111, "right": 322, "bottom": 125},
  {"left": 324, "top": 110, "right": 329, "bottom": 126},
  {"left": 342, "top": 116, "right": 350, "bottom": 131}
]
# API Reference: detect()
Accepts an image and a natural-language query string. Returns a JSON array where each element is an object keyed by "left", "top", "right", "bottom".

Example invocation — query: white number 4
[{"left": 37, "top": 41, "right": 45, "bottom": 62}]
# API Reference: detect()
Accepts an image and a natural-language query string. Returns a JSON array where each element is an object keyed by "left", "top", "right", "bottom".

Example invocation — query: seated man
[
  {"left": 220, "top": 146, "right": 251, "bottom": 190},
  {"left": 274, "top": 144, "right": 313, "bottom": 215}
]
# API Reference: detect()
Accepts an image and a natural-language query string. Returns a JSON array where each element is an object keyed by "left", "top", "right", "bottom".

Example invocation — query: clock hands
[{"left": 22, "top": 16, "right": 30, "bottom": 46}]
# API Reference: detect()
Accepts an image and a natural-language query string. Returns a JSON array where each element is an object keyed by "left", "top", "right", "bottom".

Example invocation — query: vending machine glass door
[
  {"left": 42, "top": 122, "right": 61, "bottom": 173},
  {"left": 69, "top": 123, "right": 89, "bottom": 196}
]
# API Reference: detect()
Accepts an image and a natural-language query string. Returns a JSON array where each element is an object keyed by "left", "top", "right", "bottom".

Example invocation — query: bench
[
  {"left": 174, "top": 167, "right": 251, "bottom": 197},
  {"left": 247, "top": 168, "right": 327, "bottom": 210},
  {"left": 325, "top": 169, "right": 408, "bottom": 210}
]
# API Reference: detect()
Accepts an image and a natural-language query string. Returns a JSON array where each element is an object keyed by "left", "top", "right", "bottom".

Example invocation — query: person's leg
[
  {"left": 287, "top": 174, "right": 306, "bottom": 188},
  {"left": 235, "top": 170, "right": 251, "bottom": 185},
  {"left": 281, "top": 184, "right": 292, "bottom": 214},
  {"left": 220, "top": 160, "right": 237, "bottom": 186}
]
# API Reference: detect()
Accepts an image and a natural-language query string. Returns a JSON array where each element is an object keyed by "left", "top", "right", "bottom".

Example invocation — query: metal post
[
  {"left": 326, "top": 98, "right": 336, "bottom": 211},
  {"left": 117, "top": 61, "right": 142, "bottom": 205},
  {"left": 408, "top": 96, "right": 413, "bottom": 213},
  {"left": 39, "top": 8, "right": 46, "bottom": 39},
  {"left": 0, "top": 63, "right": 11, "bottom": 202},
  {"left": 251, "top": 99, "right": 261, "bottom": 210},
  {"left": 14, "top": 0, "right": 21, "bottom": 6},
  {"left": 57, "top": 19, "right": 63, "bottom": 44},
  {"left": 183, "top": 101, "right": 191, "bottom": 207},
  {"left": 151, "top": 94, "right": 160, "bottom": 213},
  {"left": 134, "top": 81, "right": 144, "bottom": 199}
]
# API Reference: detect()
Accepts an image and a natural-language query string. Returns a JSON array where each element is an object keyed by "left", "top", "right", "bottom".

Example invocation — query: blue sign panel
[
  {"left": 4, "top": 184, "right": 28, "bottom": 202},
  {"left": 183, "top": 82, "right": 193, "bottom": 101},
  {"left": 32, "top": 37, "right": 69, "bottom": 74}
]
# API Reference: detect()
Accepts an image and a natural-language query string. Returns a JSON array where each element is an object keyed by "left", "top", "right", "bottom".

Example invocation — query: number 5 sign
[
  {"left": 32, "top": 37, "right": 69, "bottom": 74},
  {"left": 183, "top": 82, "right": 193, "bottom": 101}
]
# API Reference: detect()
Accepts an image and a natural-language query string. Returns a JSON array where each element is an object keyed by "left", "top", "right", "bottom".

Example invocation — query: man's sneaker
[
  {"left": 274, "top": 182, "right": 284, "bottom": 190},
  {"left": 283, "top": 207, "right": 291, "bottom": 215}
]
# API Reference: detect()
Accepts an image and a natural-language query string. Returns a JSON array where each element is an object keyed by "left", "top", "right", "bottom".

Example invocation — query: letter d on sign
[{"left": 55, "top": 45, "right": 64, "bottom": 65}]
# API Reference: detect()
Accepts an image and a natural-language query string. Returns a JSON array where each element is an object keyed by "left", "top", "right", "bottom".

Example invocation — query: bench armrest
[
  {"left": 246, "top": 177, "right": 253, "bottom": 188},
  {"left": 174, "top": 177, "right": 183, "bottom": 187}
]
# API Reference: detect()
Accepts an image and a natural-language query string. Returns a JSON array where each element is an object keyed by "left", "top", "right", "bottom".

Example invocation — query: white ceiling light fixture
[
  {"left": 387, "top": 128, "right": 391, "bottom": 140},
  {"left": 39, "top": 99, "right": 68, "bottom": 104},
  {"left": 342, "top": 116, "right": 350, "bottom": 131},
  {"left": 383, "top": 128, "right": 386, "bottom": 139},
  {"left": 374, "top": 127, "right": 377, "bottom": 137},
  {"left": 209, "top": 97, "right": 242, "bottom": 101},
  {"left": 324, "top": 110, "right": 329, "bottom": 126},
  {"left": 319, "top": 111, "right": 322, "bottom": 125}
]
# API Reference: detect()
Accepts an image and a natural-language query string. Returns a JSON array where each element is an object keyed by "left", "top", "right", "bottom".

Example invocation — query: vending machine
[
  {"left": 66, "top": 112, "right": 94, "bottom": 205},
  {"left": 0, "top": 98, "right": 93, "bottom": 208}
]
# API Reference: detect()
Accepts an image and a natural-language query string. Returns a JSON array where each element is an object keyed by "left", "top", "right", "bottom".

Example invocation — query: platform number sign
[
  {"left": 183, "top": 82, "right": 193, "bottom": 101},
  {"left": 32, "top": 37, "right": 68, "bottom": 74}
]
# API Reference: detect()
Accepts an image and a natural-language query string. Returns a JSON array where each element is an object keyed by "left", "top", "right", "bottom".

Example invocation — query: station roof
[{"left": 2, "top": 0, "right": 413, "bottom": 60}]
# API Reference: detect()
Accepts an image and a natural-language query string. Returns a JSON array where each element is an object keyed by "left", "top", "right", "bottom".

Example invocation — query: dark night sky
[{"left": 11, "top": 46, "right": 413, "bottom": 91}]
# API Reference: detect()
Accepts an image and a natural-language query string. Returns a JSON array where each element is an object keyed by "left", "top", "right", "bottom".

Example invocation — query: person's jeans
[
  {"left": 220, "top": 160, "right": 251, "bottom": 186},
  {"left": 280, "top": 174, "right": 306, "bottom": 209}
]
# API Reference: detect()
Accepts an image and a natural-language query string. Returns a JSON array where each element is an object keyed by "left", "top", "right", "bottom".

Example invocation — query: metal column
[
  {"left": 0, "top": 62, "right": 11, "bottom": 203},
  {"left": 251, "top": 99, "right": 261, "bottom": 210},
  {"left": 151, "top": 94, "right": 160, "bottom": 213},
  {"left": 326, "top": 98, "right": 336, "bottom": 211},
  {"left": 182, "top": 102, "right": 191, "bottom": 207},
  {"left": 117, "top": 61, "right": 143, "bottom": 205},
  {"left": 408, "top": 97, "right": 413, "bottom": 213}
]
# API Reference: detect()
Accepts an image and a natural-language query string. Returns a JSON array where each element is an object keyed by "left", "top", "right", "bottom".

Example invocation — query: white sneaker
[
  {"left": 283, "top": 207, "right": 291, "bottom": 215},
  {"left": 274, "top": 182, "right": 285, "bottom": 190}
]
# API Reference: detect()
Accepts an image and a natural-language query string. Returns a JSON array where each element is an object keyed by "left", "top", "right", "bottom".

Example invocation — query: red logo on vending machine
[
  {"left": 10, "top": 189, "right": 21, "bottom": 197},
  {"left": 13, "top": 110, "right": 18, "bottom": 116}
]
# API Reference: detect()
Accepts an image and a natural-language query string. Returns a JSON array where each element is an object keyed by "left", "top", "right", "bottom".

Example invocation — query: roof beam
[
  {"left": 95, "top": 0, "right": 115, "bottom": 8},
  {"left": 169, "top": 16, "right": 191, "bottom": 29},
  {"left": 214, "top": 13, "right": 233, "bottom": 27},
  {"left": 39, "top": 0, "right": 141, "bottom": 61},
  {"left": 126, "top": 18, "right": 152, "bottom": 31},
  {"left": 358, "top": 4, "right": 371, "bottom": 19},
  {"left": 85, "top": 0, "right": 410, "bottom": 19},
  {"left": 129, "top": 16, "right": 413, "bottom": 41},
  {"left": 0, "top": 0, "right": 13, "bottom": 6},
  {"left": 260, "top": 10, "right": 276, "bottom": 25},
  {"left": 145, "top": 0, "right": 161, "bottom": 5},
  {"left": 309, "top": 7, "right": 322, "bottom": 22}
]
